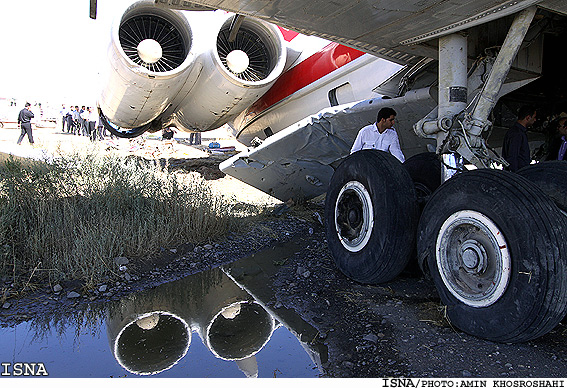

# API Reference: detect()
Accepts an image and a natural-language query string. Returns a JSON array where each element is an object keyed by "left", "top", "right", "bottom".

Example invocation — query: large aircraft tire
[
  {"left": 517, "top": 161, "right": 567, "bottom": 212},
  {"left": 417, "top": 169, "right": 567, "bottom": 342},
  {"left": 403, "top": 152, "right": 442, "bottom": 211},
  {"left": 324, "top": 150, "right": 419, "bottom": 284}
]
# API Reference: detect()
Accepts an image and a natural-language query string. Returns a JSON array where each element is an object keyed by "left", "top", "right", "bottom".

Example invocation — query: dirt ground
[
  {"left": 0, "top": 123, "right": 281, "bottom": 207},
  {"left": 2, "top": 124, "right": 567, "bottom": 378}
]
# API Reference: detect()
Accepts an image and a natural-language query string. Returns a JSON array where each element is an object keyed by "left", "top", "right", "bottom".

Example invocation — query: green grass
[{"left": 0, "top": 152, "right": 244, "bottom": 290}]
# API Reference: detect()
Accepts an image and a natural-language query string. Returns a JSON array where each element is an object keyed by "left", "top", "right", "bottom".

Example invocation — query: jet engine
[
  {"left": 98, "top": 1, "right": 197, "bottom": 137},
  {"left": 98, "top": 1, "right": 287, "bottom": 138},
  {"left": 170, "top": 14, "right": 287, "bottom": 132}
]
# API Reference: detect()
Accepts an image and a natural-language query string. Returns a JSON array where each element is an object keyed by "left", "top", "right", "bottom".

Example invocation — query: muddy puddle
[{"left": 0, "top": 250, "right": 327, "bottom": 378}]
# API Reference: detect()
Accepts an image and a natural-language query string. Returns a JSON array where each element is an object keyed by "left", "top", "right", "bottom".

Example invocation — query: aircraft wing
[
  {"left": 219, "top": 88, "right": 437, "bottom": 202},
  {"left": 155, "top": 0, "right": 564, "bottom": 66}
]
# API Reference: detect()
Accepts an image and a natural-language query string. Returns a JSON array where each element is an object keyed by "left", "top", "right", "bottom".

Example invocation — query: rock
[
  {"left": 124, "top": 273, "right": 132, "bottom": 281},
  {"left": 204, "top": 244, "right": 213, "bottom": 250},
  {"left": 99, "top": 285, "right": 108, "bottom": 292},
  {"left": 462, "top": 370, "right": 472, "bottom": 377},
  {"left": 114, "top": 257, "right": 129, "bottom": 266},
  {"left": 362, "top": 333, "right": 379, "bottom": 344},
  {"left": 2, "top": 302, "right": 11, "bottom": 309},
  {"left": 302, "top": 270, "right": 311, "bottom": 278},
  {"left": 119, "top": 265, "right": 127, "bottom": 272},
  {"left": 272, "top": 204, "right": 290, "bottom": 216},
  {"left": 67, "top": 291, "right": 80, "bottom": 299},
  {"left": 53, "top": 284, "right": 63, "bottom": 293},
  {"left": 170, "top": 248, "right": 177, "bottom": 253}
]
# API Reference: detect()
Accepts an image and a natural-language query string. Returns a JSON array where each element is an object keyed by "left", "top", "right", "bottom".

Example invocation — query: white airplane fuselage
[
  {"left": 98, "top": 2, "right": 402, "bottom": 145},
  {"left": 228, "top": 34, "right": 402, "bottom": 145}
]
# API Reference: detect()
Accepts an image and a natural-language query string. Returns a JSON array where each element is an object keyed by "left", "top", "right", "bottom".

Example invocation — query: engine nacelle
[
  {"left": 98, "top": 1, "right": 197, "bottom": 131},
  {"left": 169, "top": 13, "right": 288, "bottom": 132}
]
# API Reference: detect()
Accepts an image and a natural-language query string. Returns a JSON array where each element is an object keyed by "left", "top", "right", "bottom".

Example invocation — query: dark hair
[
  {"left": 517, "top": 105, "right": 536, "bottom": 120},
  {"left": 377, "top": 107, "right": 396, "bottom": 122}
]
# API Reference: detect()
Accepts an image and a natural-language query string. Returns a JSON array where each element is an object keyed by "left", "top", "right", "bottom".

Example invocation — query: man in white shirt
[{"left": 350, "top": 107, "right": 405, "bottom": 162}]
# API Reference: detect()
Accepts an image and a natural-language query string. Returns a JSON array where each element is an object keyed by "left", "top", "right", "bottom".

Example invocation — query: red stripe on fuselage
[{"left": 247, "top": 43, "right": 365, "bottom": 116}]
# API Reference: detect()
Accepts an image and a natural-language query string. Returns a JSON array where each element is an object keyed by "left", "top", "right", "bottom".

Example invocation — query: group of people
[
  {"left": 59, "top": 104, "right": 110, "bottom": 142},
  {"left": 350, "top": 105, "right": 567, "bottom": 171}
]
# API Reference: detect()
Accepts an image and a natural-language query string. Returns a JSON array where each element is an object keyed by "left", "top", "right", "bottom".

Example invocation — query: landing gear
[
  {"left": 417, "top": 169, "right": 567, "bottom": 342},
  {"left": 324, "top": 150, "right": 419, "bottom": 284},
  {"left": 403, "top": 152, "right": 442, "bottom": 212}
]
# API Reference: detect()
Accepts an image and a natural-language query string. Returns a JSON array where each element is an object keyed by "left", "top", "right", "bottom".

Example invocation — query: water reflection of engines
[
  {"left": 111, "top": 311, "right": 191, "bottom": 375},
  {"left": 106, "top": 268, "right": 275, "bottom": 376},
  {"left": 105, "top": 279, "right": 194, "bottom": 375},
  {"left": 192, "top": 272, "right": 275, "bottom": 376}
]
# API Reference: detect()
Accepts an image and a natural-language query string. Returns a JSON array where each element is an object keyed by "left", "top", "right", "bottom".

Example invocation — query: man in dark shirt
[
  {"left": 17, "top": 102, "right": 35, "bottom": 145},
  {"left": 502, "top": 105, "right": 536, "bottom": 172},
  {"left": 546, "top": 117, "right": 567, "bottom": 161}
]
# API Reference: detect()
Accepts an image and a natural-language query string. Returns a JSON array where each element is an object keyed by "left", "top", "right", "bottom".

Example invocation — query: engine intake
[
  {"left": 217, "top": 18, "right": 275, "bottom": 82},
  {"left": 98, "top": 1, "right": 197, "bottom": 134},
  {"left": 171, "top": 13, "right": 287, "bottom": 132},
  {"left": 119, "top": 10, "right": 187, "bottom": 72}
]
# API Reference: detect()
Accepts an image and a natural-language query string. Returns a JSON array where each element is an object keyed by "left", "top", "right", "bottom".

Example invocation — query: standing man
[
  {"left": 59, "top": 104, "right": 68, "bottom": 132},
  {"left": 86, "top": 107, "right": 99, "bottom": 141},
  {"left": 546, "top": 116, "right": 567, "bottom": 161},
  {"left": 502, "top": 105, "right": 537, "bottom": 172},
  {"left": 17, "top": 102, "right": 35, "bottom": 145},
  {"left": 72, "top": 106, "right": 81, "bottom": 135},
  {"left": 351, "top": 107, "right": 405, "bottom": 162},
  {"left": 66, "top": 106, "right": 74, "bottom": 133}
]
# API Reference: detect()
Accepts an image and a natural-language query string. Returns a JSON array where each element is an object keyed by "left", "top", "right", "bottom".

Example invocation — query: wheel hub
[
  {"left": 335, "top": 181, "right": 374, "bottom": 252},
  {"left": 436, "top": 210, "right": 511, "bottom": 307},
  {"left": 460, "top": 240, "right": 488, "bottom": 273}
]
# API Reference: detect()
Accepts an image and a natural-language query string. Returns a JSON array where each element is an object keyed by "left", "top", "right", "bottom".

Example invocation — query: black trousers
[
  {"left": 17, "top": 123, "right": 34, "bottom": 144},
  {"left": 66, "top": 116, "right": 74, "bottom": 133},
  {"left": 88, "top": 121, "right": 96, "bottom": 141}
]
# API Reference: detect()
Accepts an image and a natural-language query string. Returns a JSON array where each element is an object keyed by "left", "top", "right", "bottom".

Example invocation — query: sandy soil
[{"left": 0, "top": 123, "right": 281, "bottom": 207}]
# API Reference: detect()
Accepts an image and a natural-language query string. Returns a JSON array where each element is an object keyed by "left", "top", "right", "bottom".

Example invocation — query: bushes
[{"left": 0, "top": 153, "right": 239, "bottom": 288}]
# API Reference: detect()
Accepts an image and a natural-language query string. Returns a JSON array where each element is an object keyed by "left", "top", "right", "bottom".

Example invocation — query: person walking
[{"left": 17, "top": 102, "right": 35, "bottom": 145}]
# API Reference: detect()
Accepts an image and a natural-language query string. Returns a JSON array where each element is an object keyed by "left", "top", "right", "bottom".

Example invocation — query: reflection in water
[
  {"left": 0, "top": 243, "right": 325, "bottom": 377},
  {"left": 105, "top": 266, "right": 323, "bottom": 377},
  {"left": 206, "top": 301, "right": 274, "bottom": 360},
  {"left": 114, "top": 311, "right": 191, "bottom": 375}
]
